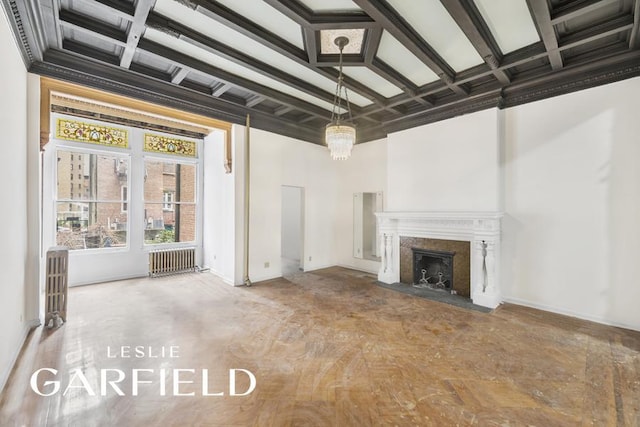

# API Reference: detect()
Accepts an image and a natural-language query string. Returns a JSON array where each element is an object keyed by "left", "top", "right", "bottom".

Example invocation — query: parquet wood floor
[{"left": 1, "top": 267, "right": 638, "bottom": 426}]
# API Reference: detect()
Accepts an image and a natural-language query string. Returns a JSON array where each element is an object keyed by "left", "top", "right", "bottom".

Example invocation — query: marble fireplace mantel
[{"left": 375, "top": 211, "right": 503, "bottom": 309}]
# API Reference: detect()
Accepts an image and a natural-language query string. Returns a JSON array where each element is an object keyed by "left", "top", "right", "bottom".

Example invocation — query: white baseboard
[
  {"left": 336, "top": 263, "right": 379, "bottom": 275},
  {"left": 302, "top": 263, "right": 336, "bottom": 273},
  {"left": 502, "top": 296, "right": 640, "bottom": 332},
  {"left": 249, "top": 272, "right": 283, "bottom": 283},
  {"left": 208, "top": 268, "right": 235, "bottom": 286},
  {"left": 0, "top": 322, "right": 34, "bottom": 393}
]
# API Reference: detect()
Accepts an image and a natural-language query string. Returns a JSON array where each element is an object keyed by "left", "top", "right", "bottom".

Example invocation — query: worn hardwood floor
[{"left": 1, "top": 267, "right": 639, "bottom": 426}]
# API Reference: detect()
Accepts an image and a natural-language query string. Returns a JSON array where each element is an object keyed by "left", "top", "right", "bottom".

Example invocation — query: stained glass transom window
[
  {"left": 56, "top": 118, "right": 128, "bottom": 148},
  {"left": 144, "top": 134, "right": 197, "bottom": 158}
]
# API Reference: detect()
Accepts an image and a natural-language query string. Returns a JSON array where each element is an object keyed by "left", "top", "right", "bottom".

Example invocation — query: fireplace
[
  {"left": 375, "top": 211, "right": 503, "bottom": 309},
  {"left": 412, "top": 248, "right": 454, "bottom": 292}
]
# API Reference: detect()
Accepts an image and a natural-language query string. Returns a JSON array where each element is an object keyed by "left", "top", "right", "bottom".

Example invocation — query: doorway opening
[{"left": 281, "top": 186, "right": 304, "bottom": 277}]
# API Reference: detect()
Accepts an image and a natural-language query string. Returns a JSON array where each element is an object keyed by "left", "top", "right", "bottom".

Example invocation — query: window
[
  {"left": 144, "top": 160, "right": 196, "bottom": 244},
  {"left": 163, "top": 191, "right": 174, "bottom": 211},
  {"left": 56, "top": 149, "right": 129, "bottom": 250}
]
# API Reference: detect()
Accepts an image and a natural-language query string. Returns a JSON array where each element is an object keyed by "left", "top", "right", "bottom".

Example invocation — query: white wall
[
  {"left": 0, "top": 7, "right": 30, "bottom": 391},
  {"left": 281, "top": 185, "right": 302, "bottom": 260},
  {"left": 387, "top": 108, "right": 500, "bottom": 211},
  {"left": 502, "top": 76, "right": 640, "bottom": 331},
  {"left": 333, "top": 139, "right": 387, "bottom": 273},
  {"left": 202, "top": 130, "right": 237, "bottom": 284},
  {"left": 247, "top": 127, "right": 337, "bottom": 282}
]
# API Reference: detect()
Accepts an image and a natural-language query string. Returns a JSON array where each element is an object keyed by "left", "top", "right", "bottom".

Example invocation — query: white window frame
[
  {"left": 143, "top": 155, "right": 200, "bottom": 247},
  {"left": 53, "top": 145, "right": 131, "bottom": 252}
]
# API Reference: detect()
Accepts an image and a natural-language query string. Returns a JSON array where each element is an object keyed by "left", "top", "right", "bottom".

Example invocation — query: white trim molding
[{"left": 375, "top": 211, "right": 503, "bottom": 309}]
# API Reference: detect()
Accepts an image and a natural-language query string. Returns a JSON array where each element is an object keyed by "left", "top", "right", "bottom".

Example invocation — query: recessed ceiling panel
[
  {"left": 320, "top": 29, "right": 364, "bottom": 54},
  {"left": 153, "top": 0, "right": 373, "bottom": 107},
  {"left": 214, "top": 0, "right": 304, "bottom": 49},
  {"left": 473, "top": 0, "right": 540, "bottom": 54},
  {"left": 386, "top": 0, "right": 483, "bottom": 72},
  {"left": 145, "top": 29, "right": 337, "bottom": 112},
  {"left": 377, "top": 31, "right": 439, "bottom": 87},
  {"left": 298, "top": 0, "right": 361, "bottom": 12},
  {"left": 342, "top": 66, "right": 403, "bottom": 98}
]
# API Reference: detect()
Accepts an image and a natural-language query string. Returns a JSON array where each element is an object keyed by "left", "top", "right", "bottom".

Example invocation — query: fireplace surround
[{"left": 375, "top": 212, "right": 503, "bottom": 309}]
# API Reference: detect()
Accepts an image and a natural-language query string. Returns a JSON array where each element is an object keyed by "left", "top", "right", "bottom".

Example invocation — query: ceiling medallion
[{"left": 326, "top": 36, "right": 356, "bottom": 161}]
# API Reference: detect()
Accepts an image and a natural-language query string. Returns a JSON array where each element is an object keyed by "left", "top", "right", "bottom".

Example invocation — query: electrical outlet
[
  {"left": 308, "top": 256, "right": 312, "bottom": 261},
  {"left": 213, "top": 255, "right": 216, "bottom": 260},
  {"left": 264, "top": 261, "right": 270, "bottom": 268}
]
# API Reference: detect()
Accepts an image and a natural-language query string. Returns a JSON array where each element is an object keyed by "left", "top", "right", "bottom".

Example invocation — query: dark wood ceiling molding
[
  {"left": 630, "top": 0, "right": 640, "bottom": 48},
  {"left": 302, "top": 28, "right": 318, "bottom": 64},
  {"left": 440, "top": 0, "right": 510, "bottom": 85},
  {"left": 137, "top": 39, "right": 334, "bottom": 120},
  {"left": 145, "top": 12, "right": 354, "bottom": 114},
  {"left": 364, "top": 26, "right": 382, "bottom": 63},
  {"left": 274, "top": 105, "right": 294, "bottom": 116},
  {"left": 63, "top": 39, "right": 121, "bottom": 66},
  {"left": 263, "top": 0, "right": 376, "bottom": 29},
  {"left": 6, "top": 0, "right": 640, "bottom": 147},
  {"left": 33, "top": 49, "right": 324, "bottom": 146},
  {"left": 210, "top": 82, "right": 231, "bottom": 97},
  {"left": 551, "top": 0, "right": 619, "bottom": 24},
  {"left": 502, "top": 49, "right": 640, "bottom": 106},
  {"left": 2, "top": 0, "right": 46, "bottom": 65},
  {"left": 92, "top": 0, "right": 136, "bottom": 20},
  {"left": 58, "top": 9, "right": 128, "bottom": 46},
  {"left": 245, "top": 95, "right": 265, "bottom": 108},
  {"left": 558, "top": 14, "right": 634, "bottom": 50},
  {"left": 171, "top": 67, "right": 189, "bottom": 84},
  {"left": 352, "top": 0, "right": 466, "bottom": 96},
  {"left": 526, "top": 0, "right": 564, "bottom": 70},
  {"left": 183, "top": 0, "right": 384, "bottom": 108},
  {"left": 119, "top": 0, "right": 155, "bottom": 68}
]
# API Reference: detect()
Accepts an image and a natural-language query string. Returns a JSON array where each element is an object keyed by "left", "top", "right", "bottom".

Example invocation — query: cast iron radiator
[
  {"left": 45, "top": 247, "right": 68, "bottom": 327},
  {"left": 149, "top": 247, "right": 197, "bottom": 277}
]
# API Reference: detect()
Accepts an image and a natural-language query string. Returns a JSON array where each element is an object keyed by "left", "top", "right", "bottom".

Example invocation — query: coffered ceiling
[{"left": 4, "top": 0, "right": 640, "bottom": 144}]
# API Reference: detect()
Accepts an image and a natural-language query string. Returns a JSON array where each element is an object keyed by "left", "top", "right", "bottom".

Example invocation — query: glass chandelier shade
[{"left": 326, "top": 36, "right": 356, "bottom": 160}]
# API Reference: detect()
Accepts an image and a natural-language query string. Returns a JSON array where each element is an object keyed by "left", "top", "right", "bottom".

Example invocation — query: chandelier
[{"left": 326, "top": 36, "right": 356, "bottom": 160}]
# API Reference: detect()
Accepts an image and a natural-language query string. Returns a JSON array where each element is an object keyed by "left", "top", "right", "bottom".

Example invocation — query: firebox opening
[{"left": 412, "top": 248, "right": 455, "bottom": 293}]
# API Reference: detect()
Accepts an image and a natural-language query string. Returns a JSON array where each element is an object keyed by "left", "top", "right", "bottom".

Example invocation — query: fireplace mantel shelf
[{"left": 374, "top": 211, "right": 503, "bottom": 309}]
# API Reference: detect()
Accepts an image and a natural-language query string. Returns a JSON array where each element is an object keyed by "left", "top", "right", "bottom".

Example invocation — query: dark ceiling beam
[
  {"left": 210, "top": 82, "right": 231, "bottom": 97},
  {"left": 145, "top": 13, "right": 355, "bottom": 114},
  {"left": 36, "top": 49, "right": 324, "bottom": 143},
  {"left": 440, "top": 0, "right": 510, "bottom": 85},
  {"left": 245, "top": 95, "right": 265, "bottom": 108},
  {"left": 551, "top": 0, "right": 619, "bottom": 24},
  {"left": 63, "top": 39, "right": 120, "bottom": 66},
  {"left": 171, "top": 67, "right": 189, "bottom": 84},
  {"left": 364, "top": 27, "right": 382, "bottom": 63},
  {"left": 120, "top": 0, "right": 154, "bottom": 68},
  {"left": 58, "top": 9, "right": 128, "bottom": 47},
  {"left": 262, "top": 0, "right": 377, "bottom": 29},
  {"left": 90, "top": 0, "right": 135, "bottom": 21},
  {"left": 502, "top": 48, "right": 640, "bottom": 102},
  {"left": 137, "top": 39, "right": 334, "bottom": 121},
  {"left": 369, "top": 58, "right": 420, "bottom": 97},
  {"left": 631, "top": 0, "right": 640, "bottom": 48},
  {"left": 352, "top": 0, "right": 467, "bottom": 96},
  {"left": 303, "top": 28, "right": 318, "bottom": 64},
  {"left": 527, "top": 0, "right": 564, "bottom": 70},
  {"left": 558, "top": 14, "right": 634, "bottom": 50},
  {"left": 274, "top": 105, "right": 294, "bottom": 116},
  {"left": 179, "top": 0, "right": 388, "bottom": 110}
]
